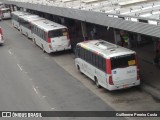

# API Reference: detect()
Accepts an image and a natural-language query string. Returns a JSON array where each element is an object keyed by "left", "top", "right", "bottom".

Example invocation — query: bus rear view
[
  {"left": 0, "top": 8, "right": 11, "bottom": 20},
  {"left": 108, "top": 53, "right": 140, "bottom": 90},
  {"left": 75, "top": 40, "right": 140, "bottom": 91},
  {"left": 47, "top": 28, "right": 71, "bottom": 52}
]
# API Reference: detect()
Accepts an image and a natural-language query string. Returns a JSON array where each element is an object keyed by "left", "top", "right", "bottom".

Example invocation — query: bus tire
[
  {"left": 42, "top": 44, "right": 45, "bottom": 53},
  {"left": 77, "top": 65, "right": 81, "bottom": 73},
  {"left": 26, "top": 33, "right": 29, "bottom": 39},
  {"left": 33, "top": 39, "right": 36, "bottom": 45},
  {"left": 95, "top": 77, "right": 100, "bottom": 88}
]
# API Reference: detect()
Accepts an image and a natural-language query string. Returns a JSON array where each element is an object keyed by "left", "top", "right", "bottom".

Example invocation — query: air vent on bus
[
  {"left": 50, "top": 24, "right": 57, "bottom": 27},
  {"left": 110, "top": 49, "right": 116, "bottom": 52},
  {"left": 96, "top": 44, "right": 107, "bottom": 50},
  {"left": 95, "top": 42, "right": 116, "bottom": 50},
  {"left": 43, "top": 21, "right": 50, "bottom": 24}
]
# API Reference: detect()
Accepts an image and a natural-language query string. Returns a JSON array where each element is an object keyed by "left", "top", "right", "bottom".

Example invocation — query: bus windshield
[
  {"left": 48, "top": 28, "right": 67, "bottom": 38},
  {"left": 111, "top": 54, "right": 136, "bottom": 70}
]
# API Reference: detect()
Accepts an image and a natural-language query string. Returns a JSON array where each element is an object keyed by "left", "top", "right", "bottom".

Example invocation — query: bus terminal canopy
[{"left": 1, "top": 0, "right": 160, "bottom": 38}]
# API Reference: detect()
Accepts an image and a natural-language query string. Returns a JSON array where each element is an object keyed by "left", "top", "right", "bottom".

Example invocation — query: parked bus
[
  {"left": 75, "top": 40, "right": 140, "bottom": 91},
  {"left": 0, "top": 2, "right": 4, "bottom": 9},
  {"left": 19, "top": 14, "right": 44, "bottom": 38},
  {"left": 0, "top": 8, "right": 11, "bottom": 20},
  {"left": 31, "top": 19, "right": 71, "bottom": 53},
  {"left": 11, "top": 11, "right": 30, "bottom": 30}
]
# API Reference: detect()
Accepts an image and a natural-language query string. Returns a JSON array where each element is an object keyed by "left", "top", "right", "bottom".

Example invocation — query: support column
[
  {"left": 11, "top": 5, "right": 14, "bottom": 11},
  {"left": 20, "top": 7, "right": 23, "bottom": 11},
  {"left": 81, "top": 22, "right": 88, "bottom": 41},
  {"left": 114, "top": 29, "right": 117, "bottom": 44},
  {"left": 60, "top": 17, "right": 65, "bottom": 25},
  {"left": 14, "top": 6, "right": 17, "bottom": 11},
  {"left": 137, "top": 34, "right": 141, "bottom": 46}
]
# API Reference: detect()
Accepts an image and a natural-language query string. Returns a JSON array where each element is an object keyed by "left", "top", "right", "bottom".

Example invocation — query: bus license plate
[
  {"left": 128, "top": 60, "right": 135, "bottom": 65},
  {"left": 123, "top": 84, "right": 128, "bottom": 88}
]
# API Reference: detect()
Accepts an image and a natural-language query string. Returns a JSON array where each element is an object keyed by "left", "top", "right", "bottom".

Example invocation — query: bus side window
[
  {"left": 95, "top": 55, "right": 99, "bottom": 68},
  {"left": 102, "top": 58, "right": 106, "bottom": 72},
  {"left": 84, "top": 49, "right": 87, "bottom": 61},
  {"left": 98, "top": 55, "right": 103, "bottom": 71},
  {"left": 88, "top": 50, "right": 92, "bottom": 64},
  {"left": 92, "top": 53, "right": 96, "bottom": 66},
  {"left": 81, "top": 48, "right": 85, "bottom": 59}
]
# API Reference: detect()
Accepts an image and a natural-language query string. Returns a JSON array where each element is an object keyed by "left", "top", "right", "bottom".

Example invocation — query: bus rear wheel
[{"left": 33, "top": 39, "right": 36, "bottom": 45}]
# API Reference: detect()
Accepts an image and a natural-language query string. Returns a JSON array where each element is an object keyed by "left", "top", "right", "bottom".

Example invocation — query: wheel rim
[
  {"left": 77, "top": 65, "right": 80, "bottom": 70},
  {"left": 95, "top": 79, "right": 99, "bottom": 88}
]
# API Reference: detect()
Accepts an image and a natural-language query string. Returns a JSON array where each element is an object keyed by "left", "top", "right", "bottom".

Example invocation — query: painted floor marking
[
  {"left": 33, "top": 87, "right": 38, "bottom": 95},
  {"left": 17, "top": 64, "right": 23, "bottom": 71},
  {"left": 8, "top": 49, "right": 12, "bottom": 55}
]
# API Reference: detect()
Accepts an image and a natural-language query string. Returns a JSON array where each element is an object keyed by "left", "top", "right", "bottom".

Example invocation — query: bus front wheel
[
  {"left": 95, "top": 77, "right": 100, "bottom": 88},
  {"left": 77, "top": 65, "right": 80, "bottom": 70},
  {"left": 77, "top": 65, "right": 82, "bottom": 73},
  {"left": 26, "top": 33, "right": 29, "bottom": 38},
  {"left": 41, "top": 44, "right": 45, "bottom": 53}
]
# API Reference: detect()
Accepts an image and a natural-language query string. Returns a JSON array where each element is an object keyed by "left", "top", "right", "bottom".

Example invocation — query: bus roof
[
  {"left": 11, "top": 11, "right": 31, "bottom": 16},
  {"left": 32, "top": 19, "right": 67, "bottom": 31},
  {"left": 77, "top": 40, "right": 135, "bottom": 58},
  {"left": 19, "top": 14, "right": 43, "bottom": 22}
]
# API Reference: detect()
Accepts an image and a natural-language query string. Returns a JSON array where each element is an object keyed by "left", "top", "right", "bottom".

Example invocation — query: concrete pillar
[
  {"left": 11, "top": 5, "right": 14, "bottom": 11},
  {"left": 81, "top": 22, "right": 88, "bottom": 41},
  {"left": 137, "top": 34, "right": 141, "bottom": 46},
  {"left": 60, "top": 17, "right": 65, "bottom": 25},
  {"left": 23, "top": 8, "right": 27, "bottom": 12},
  {"left": 114, "top": 29, "right": 121, "bottom": 45},
  {"left": 14, "top": 6, "right": 17, "bottom": 11},
  {"left": 114, "top": 29, "right": 117, "bottom": 44},
  {"left": 20, "top": 7, "right": 23, "bottom": 11},
  {"left": 152, "top": 37, "right": 158, "bottom": 51}
]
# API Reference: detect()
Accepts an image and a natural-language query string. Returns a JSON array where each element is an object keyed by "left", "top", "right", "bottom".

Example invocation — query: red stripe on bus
[{"left": 106, "top": 59, "right": 111, "bottom": 74}]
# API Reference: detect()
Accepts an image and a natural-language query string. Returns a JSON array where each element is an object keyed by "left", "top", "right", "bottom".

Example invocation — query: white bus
[
  {"left": 31, "top": 19, "right": 71, "bottom": 53},
  {"left": 11, "top": 11, "right": 30, "bottom": 30},
  {"left": 75, "top": 40, "right": 140, "bottom": 91},
  {"left": 19, "top": 14, "right": 44, "bottom": 38},
  {"left": 0, "top": 8, "right": 11, "bottom": 20},
  {"left": 0, "top": 2, "right": 4, "bottom": 8}
]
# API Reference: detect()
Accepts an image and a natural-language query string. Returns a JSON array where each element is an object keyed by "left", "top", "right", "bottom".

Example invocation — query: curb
[{"left": 141, "top": 83, "right": 160, "bottom": 101}]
